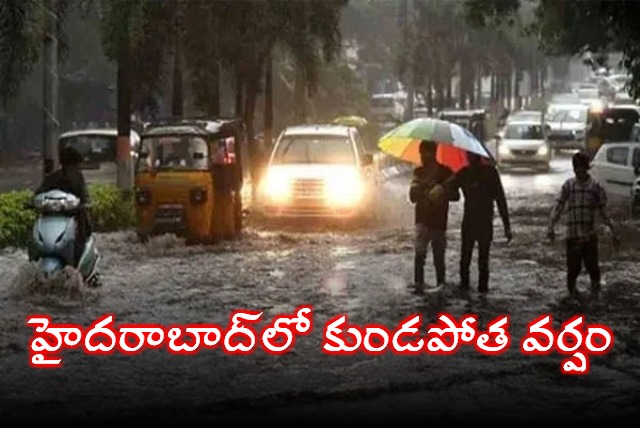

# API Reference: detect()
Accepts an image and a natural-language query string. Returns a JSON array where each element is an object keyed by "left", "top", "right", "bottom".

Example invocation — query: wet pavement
[{"left": 1, "top": 153, "right": 639, "bottom": 425}]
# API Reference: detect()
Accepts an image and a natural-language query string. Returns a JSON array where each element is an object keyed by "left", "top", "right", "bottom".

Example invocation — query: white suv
[{"left": 259, "top": 124, "right": 379, "bottom": 219}]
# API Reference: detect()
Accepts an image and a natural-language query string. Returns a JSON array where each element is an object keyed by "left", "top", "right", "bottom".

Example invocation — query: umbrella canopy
[
  {"left": 378, "top": 117, "right": 494, "bottom": 172},
  {"left": 333, "top": 115, "right": 368, "bottom": 128}
]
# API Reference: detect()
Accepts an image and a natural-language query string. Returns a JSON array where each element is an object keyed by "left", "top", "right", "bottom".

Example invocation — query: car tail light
[
  {"left": 190, "top": 187, "right": 208, "bottom": 204},
  {"left": 135, "top": 188, "right": 151, "bottom": 206}
]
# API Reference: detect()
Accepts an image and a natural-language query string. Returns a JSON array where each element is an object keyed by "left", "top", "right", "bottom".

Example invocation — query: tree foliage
[
  {"left": 531, "top": 0, "right": 640, "bottom": 98},
  {"left": 0, "top": 0, "right": 75, "bottom": 106}
]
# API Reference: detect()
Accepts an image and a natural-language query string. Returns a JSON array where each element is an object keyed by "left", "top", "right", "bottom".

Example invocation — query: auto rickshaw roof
[{"left": 142, "top": 117, "right": 244, "bottom": 138}]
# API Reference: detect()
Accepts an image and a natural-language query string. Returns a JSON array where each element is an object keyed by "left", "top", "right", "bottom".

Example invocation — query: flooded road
[{"left": 1, "top": 153, "right": 639, "bottom": 425}]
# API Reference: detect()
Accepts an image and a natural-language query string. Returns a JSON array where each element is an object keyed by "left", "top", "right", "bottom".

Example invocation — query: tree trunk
[
  {"left": 469, "top": 67, "right": 476, "bottom": 109},
  {"left": 235, "top": 65, "right": 244, "bottom": 118},
  {"left": 426, "top": 76, "right": 433, "bottom": 116},
  {"left": 293, "top": 62, "right": 306, "bottom": 124},
  {"left": 42, "top": 0, "right": 59, "bottom": 176},
  {"left": 506, "top": 67, "right": 512, "bottom": 111},
  {"left": 445, "top": 76, "right": 452, "bottom": 108},
  {"left": 116, "top": 24, "right": 132, "bottom": 192},
  {"left": 171, "top": 32, "right": 184, "bottom": 117},
  {"left": 514, "top": 68, "right": 522, "bottom": 110},
  {"left": 208, "top": 61, "right": 220, "bottom": 116},
  {"left": 490, "top": 72, "right": 497, "bottom": 102},
  {"left": 496, "top": 72, "right": 502, "bottom": 108},
  {"left": 263, "top": 50, "right": 273, "bottom": 154},
  {"left": 475, "top": 67, "right": 482, "bottom": 109}
]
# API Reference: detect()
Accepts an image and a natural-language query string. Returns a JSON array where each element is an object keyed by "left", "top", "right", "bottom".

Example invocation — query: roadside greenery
[{"left": 0, "top": 184, "right": 135, "bottom": 249}]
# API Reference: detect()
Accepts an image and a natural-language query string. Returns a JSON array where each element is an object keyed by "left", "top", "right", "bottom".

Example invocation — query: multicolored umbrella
[{"left": 378, "top": 117, "right": 494, "bottom": 172}]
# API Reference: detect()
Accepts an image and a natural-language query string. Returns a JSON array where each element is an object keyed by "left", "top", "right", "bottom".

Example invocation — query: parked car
[
  {"left": 590, "top": 142, "right": 640, "bottom": 210},
  {"left": 496, "top": 120, "right": 552, "bottom": 171},
  {"left": 258, "top": 124, "right": 380, "bottom": 220},
  {"left": 545, "top": 103, "right": 588, "bottom": 151}
]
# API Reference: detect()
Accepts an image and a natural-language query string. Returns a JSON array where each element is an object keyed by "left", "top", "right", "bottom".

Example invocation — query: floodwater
[{"left": 1, "top": 154, "right": 639, "bottom": 425}]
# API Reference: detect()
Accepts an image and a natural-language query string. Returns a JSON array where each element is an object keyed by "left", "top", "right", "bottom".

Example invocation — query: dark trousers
[
  {"left": 414, "top": 224, "right": 446, "bottom": 285},
  {"left": 74, "top": 210, "right": 92, "bottom": 267},
  {"left": 566, "top": 236, "right": 601, "bottom": 293},
  {"left": 460, "top": 230, "right": 491, "bottom": 292}
]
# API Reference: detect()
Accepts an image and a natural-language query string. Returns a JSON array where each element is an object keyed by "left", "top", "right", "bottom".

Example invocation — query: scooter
[{"left": 28, "top": 189, "right": 101, "bottom": 287}]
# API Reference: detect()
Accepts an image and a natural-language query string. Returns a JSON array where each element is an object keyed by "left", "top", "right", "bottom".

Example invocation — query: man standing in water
[
  {"left": 444, "top": 151, "right": 512, "bottom": 294},
  {"left": 409, "top": 140, "right": 459, "bottom": 293},
  {"left": 547, "top": 151, "right": 620, "bottom": 299}
]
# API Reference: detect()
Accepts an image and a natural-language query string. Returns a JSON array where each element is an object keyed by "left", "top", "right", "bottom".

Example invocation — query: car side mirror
[{"left": 360, "top": 153, "right": 374, "bottom": 166}]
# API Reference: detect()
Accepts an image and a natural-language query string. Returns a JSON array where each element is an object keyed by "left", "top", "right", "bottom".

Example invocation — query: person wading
[
  {"left": 445, "top": 151, "right": 512, "bottom": 294},
  {"left": 409, "top": 140, "right": 460, "bottom": 294},
  {"left": 547, "top": 151, "right": 620, "bottom": 299}
]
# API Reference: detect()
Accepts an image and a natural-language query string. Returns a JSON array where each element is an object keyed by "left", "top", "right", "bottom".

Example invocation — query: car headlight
[
  {"left": 537, "top": 144, "right": 549, "bottom": 156},
  {"left": 324, "top": 169, "right": 364, "bottom": 207},
  {"left": 498, "top": 143, "right": 511, "bottom": 156},
  {"left": 263, "top": 170, "right": 291, "bottom": 203}
]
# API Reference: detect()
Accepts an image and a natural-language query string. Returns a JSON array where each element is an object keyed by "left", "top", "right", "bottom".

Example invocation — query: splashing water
[{"left": 9, "top": 263, "right": 89, "bottom": 302}]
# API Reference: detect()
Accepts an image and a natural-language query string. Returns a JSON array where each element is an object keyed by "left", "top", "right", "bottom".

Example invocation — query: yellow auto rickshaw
[{"left": 134, "top": 117, "right": 246, "bottom": 244}]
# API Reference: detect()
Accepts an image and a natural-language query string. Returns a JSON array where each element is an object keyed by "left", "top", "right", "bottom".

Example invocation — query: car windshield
[
  {"left": 59, "top": 134, "right": 117, "bottom": 163},
  {"left": 548, "top": 108, "right": 587, "bottom": 123},
  {"left": 272, "top": 135, "right": 355, "bottom": 165},
  {"left": 504, "top": 124, "right": 543, "bottom": 140},
  {"left": 137, "top": 135, "right": 209, "bottom": 171}
]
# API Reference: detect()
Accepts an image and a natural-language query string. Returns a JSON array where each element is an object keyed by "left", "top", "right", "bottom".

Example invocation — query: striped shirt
[{"left": 552, "top": 176, "right": 607, "bottom": 240}]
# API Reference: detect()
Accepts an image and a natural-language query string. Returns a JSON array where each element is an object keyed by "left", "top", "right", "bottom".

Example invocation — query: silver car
[
  {"left": 545, "top": 104, "right": 588, "bottom": 151},
  {"left": 496, "top": 120, "right": 552, "bottom": 172}
]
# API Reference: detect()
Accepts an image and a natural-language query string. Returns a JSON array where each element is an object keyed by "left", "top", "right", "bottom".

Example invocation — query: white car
[
  {"left": 545, "top": 103, "right": 588, "bottom": 151},
  {"left": 590, "top": 142, "right": 640, "bottom": 209},
  {"left": 496, "top": 120, "right": 552, "bottom": 171},
  {"left": 259, "top": 124, "right": 379, "bottom": 219}
]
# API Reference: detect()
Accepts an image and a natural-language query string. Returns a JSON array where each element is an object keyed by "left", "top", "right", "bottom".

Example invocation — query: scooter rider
[{"left": 35, "top": 145, "right": 92, "bottom": 267}]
